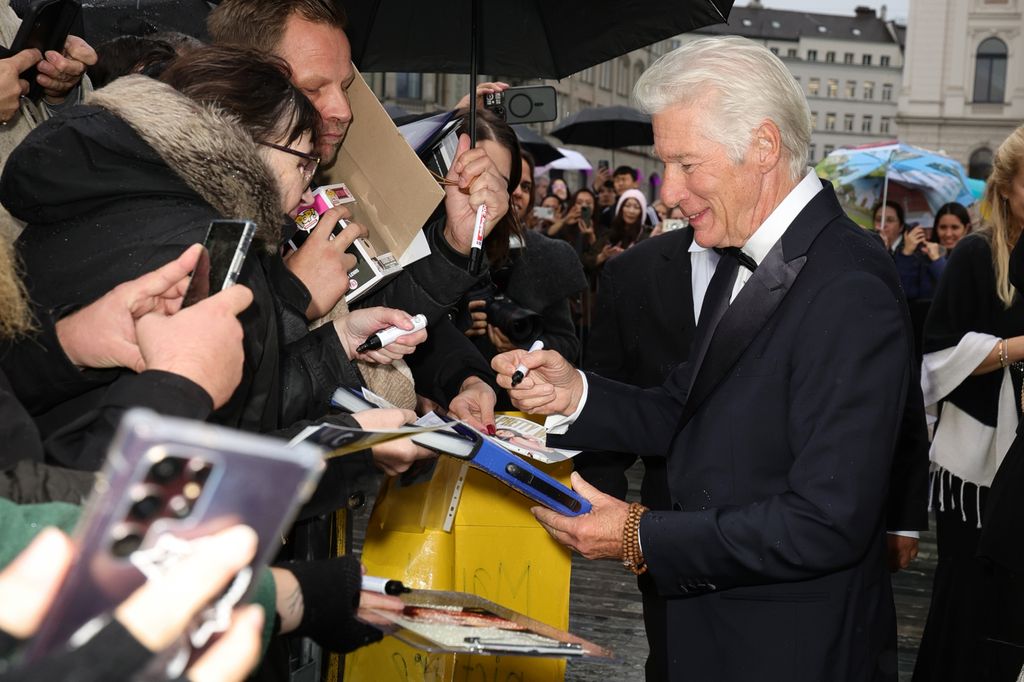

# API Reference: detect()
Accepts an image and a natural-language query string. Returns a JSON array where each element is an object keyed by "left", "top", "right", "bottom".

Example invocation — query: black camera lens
[
  {"left": 110, "top": 525, "right": 145, "bottom": 558},
  {"left": 168, "top": 495, "right": 193, "bottom": 519},
  {"left": 147, "top": 456, "right": 185, "bottom": 484},
  {"left": 486, "top": 298, "right": 543, "bottom": 345},
  {"left": 128, "top": 492, "right": 163, "bottom": 521}
]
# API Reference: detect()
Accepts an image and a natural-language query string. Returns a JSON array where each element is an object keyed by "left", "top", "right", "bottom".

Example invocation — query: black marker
[
  {"left": 511, "top": 340, "right": 545, "bottom": 387},
  {"left": 356, "top": 314, "right": 427, "bottom": 353},
  {"left": 361, "top": 575, "right": 411, "bottom": 595}
]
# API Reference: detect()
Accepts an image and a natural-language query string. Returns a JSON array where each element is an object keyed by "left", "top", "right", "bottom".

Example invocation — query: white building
[{"left": 897, "top": 0, "right": 1023, "bottom": 179}]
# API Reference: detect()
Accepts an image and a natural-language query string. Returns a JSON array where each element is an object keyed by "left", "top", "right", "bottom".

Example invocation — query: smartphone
[
  {"left": 661, "top": 219, "right": 687, "bottom": 233},
  {"left": 532, "top": 206, "right": 554, "bottom": 221},
  {"left": 580, "top": 205, "right": 593, "bottom": 223},
  {"left": 22, "top": 409, "right": 325, "bottom": 672},
  {"left": 182, "top": 219, "right": 256, "bottom": 307},
  {"left": 598, "top": 159, "right": 609, "bottom": 173},
  {"left": 4, "top": 0, "right": 81, "bottom": 101},
  {"left": 483, "top": 86, "right": 557, "bottom": 125}
]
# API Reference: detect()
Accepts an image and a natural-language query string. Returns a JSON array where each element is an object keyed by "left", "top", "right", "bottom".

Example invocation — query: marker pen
[
  {"left": 361, "top": 575, "right": 411, "bottom": 596},
  {"left": 356, "top": 314, "right": 427, "bottom": 353},
  {"left": 510, "top": 339, "right": 545, "bottom": 387},
  {"left": 467, "top": 204, "right": 488, "bottom": 274}
]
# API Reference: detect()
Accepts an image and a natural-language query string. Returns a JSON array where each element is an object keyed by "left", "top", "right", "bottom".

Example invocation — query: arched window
[
  {"left": 969, "top": 147, "right": 994, "bottom": 180},
  {"left": 973, "top": 37, "right": 1007, "bottom": 103}
]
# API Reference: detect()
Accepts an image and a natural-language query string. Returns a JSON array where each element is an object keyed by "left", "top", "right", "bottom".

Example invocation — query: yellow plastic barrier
[{"left": 345, "top": 417, "right": 574, "bottom": 682}]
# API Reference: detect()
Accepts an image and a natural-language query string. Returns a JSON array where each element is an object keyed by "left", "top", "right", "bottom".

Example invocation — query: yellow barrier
[{"left": 345, "top": 420, "right": 574, "bottom": 682}]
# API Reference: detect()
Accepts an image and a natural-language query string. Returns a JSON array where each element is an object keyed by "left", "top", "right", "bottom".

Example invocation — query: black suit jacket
[{"left": 552, "top": 184, "right": 909, "bottom": 681}]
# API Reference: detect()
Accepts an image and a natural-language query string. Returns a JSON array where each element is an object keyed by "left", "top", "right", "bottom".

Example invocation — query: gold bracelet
[
  {"left": 1000, "top": 338, "right": 1009, "bottom": 369},
  {"left": 622, "top": 502, "right": 650, "bottom": 575}
]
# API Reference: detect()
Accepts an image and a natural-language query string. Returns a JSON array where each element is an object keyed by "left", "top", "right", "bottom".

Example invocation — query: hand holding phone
[
  {"left": 3, "top": 0, "right": 82, "bottom": 102},
  {"left": 182, "top": 220, "right": 256, "bottom": 308}
]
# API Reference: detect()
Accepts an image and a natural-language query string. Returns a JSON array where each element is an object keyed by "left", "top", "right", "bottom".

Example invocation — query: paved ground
[{"left": 351, "top": 461, "right": 935, "bottom": 681}]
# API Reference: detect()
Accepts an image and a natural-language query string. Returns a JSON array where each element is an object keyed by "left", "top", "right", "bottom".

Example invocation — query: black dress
[{"left": 913, "top": 233, "right": 1024, "bottom": 681}]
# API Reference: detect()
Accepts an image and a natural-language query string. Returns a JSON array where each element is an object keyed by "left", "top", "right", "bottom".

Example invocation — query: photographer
[
  {"left": 874, "top": 201, "right": 947, "bottom": 302},
  {"left": 456, "top": 139, "right": 585, "bottom": 403}
]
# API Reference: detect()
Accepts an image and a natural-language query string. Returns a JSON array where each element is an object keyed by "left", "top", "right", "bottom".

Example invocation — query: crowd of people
[{"left": 1, "top": 1, "right": 1024, "bottom": 681}]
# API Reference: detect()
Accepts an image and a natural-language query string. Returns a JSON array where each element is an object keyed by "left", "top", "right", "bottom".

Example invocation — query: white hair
[{"left": 634, "top": 36, "right": 811, "bottom": 181}]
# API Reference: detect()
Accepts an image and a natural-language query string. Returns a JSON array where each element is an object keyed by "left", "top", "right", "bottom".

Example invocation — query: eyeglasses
[{"left": 258, "top": 141, "right": 320, "bottom": 184}]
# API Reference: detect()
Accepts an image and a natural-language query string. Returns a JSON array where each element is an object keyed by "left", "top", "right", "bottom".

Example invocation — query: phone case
[
  {"left": 4, "top": 0, "right": 81, "bottom": 101},
  {"left": 22, "top": 409, "right": 325, "bottom": 669}
]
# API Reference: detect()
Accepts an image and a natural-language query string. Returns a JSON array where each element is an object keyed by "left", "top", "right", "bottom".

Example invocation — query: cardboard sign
[{"left": 321, "top": 69, "right": 444, "bottom": 265}]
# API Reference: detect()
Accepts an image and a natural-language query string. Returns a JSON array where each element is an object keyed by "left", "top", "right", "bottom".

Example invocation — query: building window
[
  {"left": 843, "top": 113, "right": 855, "bottom": 132},
  {"left": 809, "top": 143, "right": 817, "bottom": 162},
  {"left": 969, "top": 148, "right": 994, "bottom": 179},
  {"left": 862, "top": 54, "right": 872, "bottom": 65},
  {"left": 825, "top": 113, "right": 836, "bottom": 131},
  {"left": 880, "top": 117, "right": 891, "bottom": 134},
  {"left": 862, "top": 115, "right": 873, "bottom": 133},
  {"left": 395, "top": 72, "right": 421, "bottom": 99},
  {"left": 881, "top": 83, "right": 893, "bottom": 101},
  {"left": 973, "top": 37, "right": 1008, "bottom": 103},
  {"left": 787, "top": 48, "right": 798, "bottom": 58},
  {"left": 863, "top": 81, "right": 875, "bottom": 99},
  {"left": 824, "top": 144, "right": 835, "bottom": 157},
  {"left": 809, "top": 111, "right": 818, "bottom": 129},
  {"left": 827, "top": 79, "right": 838, "bottom": 97},
  {"left": 580, "top": 67, "right": 594, "bottom": 84},
  {"left": 844, "top": 52, "right": 854, "bottom": 64},
  {"left": 880, "top": 55, "right": 891, "bottom": 67},
  {"left": 770, "top": 47, "right": 779, "bottom": 55},
  {"left": 845, "top": 80, "right": 856, "bottom": 98},
  {"left": 807, "top": 49, "right": 818, "bottom": 61},
  {"left": 808, "top": 78, "right": 820, "bottom": 96},
  {"left": 599, "top": 62, "right": 612, "bottom": 90},
  {"left": 826, "top": 51, "right": 835, "bottom": 63},
  {"left": 617, "top": 58, "right": 630, "bottom": 96}
]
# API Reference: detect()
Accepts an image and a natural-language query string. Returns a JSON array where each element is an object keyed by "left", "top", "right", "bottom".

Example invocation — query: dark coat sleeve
[
  {"left": 886, "top": 373, "right": 930, "bottom": 532},
  {"left": 406, "top": 317, "right": 496, "bottom": 406}
]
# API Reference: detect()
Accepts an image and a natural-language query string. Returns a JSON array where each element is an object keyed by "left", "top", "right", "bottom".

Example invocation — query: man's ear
[{"left": 753, "top": 120, "right": 783, "bottom": 173}]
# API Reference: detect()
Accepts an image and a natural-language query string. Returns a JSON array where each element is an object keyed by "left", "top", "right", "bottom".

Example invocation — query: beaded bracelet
[{"left": 622, "top": 502, "right": 650, "bottom": 575}]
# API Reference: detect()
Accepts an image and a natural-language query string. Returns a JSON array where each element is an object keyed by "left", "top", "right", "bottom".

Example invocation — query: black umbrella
[
  {"left": 550, "top": 105, "right": 653, "bottom": 149},
  {"left": 343, "top": 0, "right": 731, "bottom": 143},
  {"left": 512, "top": 125, "right": 563, "bottom": 166},
  {"left": 79, "top": 0, "right": 210, "bottom": 44}
]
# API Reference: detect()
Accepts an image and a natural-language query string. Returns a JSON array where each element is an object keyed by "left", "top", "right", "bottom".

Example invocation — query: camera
[
  {"left": 458, "top": 283, "right": 543, "bottom": 346},
  {"left": 483, "top": 86, "right": 558, "bottom": 125}
]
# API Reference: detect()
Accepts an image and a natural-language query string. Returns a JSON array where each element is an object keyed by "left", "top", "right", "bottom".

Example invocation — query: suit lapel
[
  {"left": 676, "top": 181, "right": 844, "bottom": 428},
  {"left": 654, "top": 229, "right": 696, "bottom": 331}
]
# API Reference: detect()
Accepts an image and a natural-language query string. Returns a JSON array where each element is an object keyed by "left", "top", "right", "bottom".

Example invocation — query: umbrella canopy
[
  {"left": 79, "top": 0, "right": 210, "bottom": 44},
  {"left": 816, "top": 141, "right": 977, "bottom": 228},
  {"left": 344, "top": 1, "right": 732, "bottom": 80},
  {"left": 550, "top": 105, "right": 653, "bottom": 149},
  {"left": 512, "top": 125, "right": 563, "bottom": 166},
  {"left": 539, "top": 148, "right": 592, "bottom": 172}
]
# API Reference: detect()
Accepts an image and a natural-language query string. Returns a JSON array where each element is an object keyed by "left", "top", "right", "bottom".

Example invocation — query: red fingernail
[{"left": 486, "top": 424, "right": 496, "bottom": 436}]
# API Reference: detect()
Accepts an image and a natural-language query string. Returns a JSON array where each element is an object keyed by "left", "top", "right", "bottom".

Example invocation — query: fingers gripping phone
[
  {"left": 580, "top": 205, "right": 593, "bottom": 224},
  {"left": 182, "top": 219, "right": 256, "bottom": 308},
  {"left": 22, "top": 409, "right": 325, "bottom": 674},
  {"left": 3, "top": 0, "right": 81, "bottom": 101}
]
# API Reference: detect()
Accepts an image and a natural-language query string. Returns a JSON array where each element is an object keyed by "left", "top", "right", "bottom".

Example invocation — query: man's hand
[
  {"left": 56, "top": 244, "right": 204, "bottom": 371},
  {"left": 0, "top": 49, "right": 40, "bottom": 121},
  {"left": 135, "top": 284, "right": 254, "bottom": 409},
  {"left": 442, "top": 133, "right": 510, "bottom": 255},
  {"left": 533, "top": 472, "right": 630, "bottom": 560},
  {"left": 492, "top": 348, "right": 583, "bottom": 415},
  {"left": 38, "top": 36, "right": 97, "bottom": 103},
  {"left": 591, "top": 166, "right": 611, "bottom": 192},
  {"left": 284, "top": 207, "right": 367, "bottom": 319},
  {"left": 335, "top": 307, "right": 427, "bottom": 363},
  {"left": 463, "top": 299, "right": 488, "bottom": 337},
  {"left": 352, "top": 408, "right": 437, "bottom": 476},
  {"left": 447, "top": 375, "right": 496, "bottom": 432},
  {"left": 886, "top": 534, "right": 919, "bottom": 572},
  {"left": 486, "top": 324, "right": 516, "bottom": 353}
]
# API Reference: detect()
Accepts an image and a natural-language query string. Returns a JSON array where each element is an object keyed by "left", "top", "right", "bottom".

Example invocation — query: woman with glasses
[{"left": 0, "top": 46, "right": 432, "bottom": 469}]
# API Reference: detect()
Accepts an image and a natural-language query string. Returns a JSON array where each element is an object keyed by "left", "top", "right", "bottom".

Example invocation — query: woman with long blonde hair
[{"left": 914, "top": 124, "right": 1024, "bottom": 681}]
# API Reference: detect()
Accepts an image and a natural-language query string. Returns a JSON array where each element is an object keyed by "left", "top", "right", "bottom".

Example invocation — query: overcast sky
[{"left": 755, "top": 0, "right": 910, "bottom": 23}]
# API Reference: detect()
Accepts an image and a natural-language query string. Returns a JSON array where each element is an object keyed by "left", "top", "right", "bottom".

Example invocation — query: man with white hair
[{"left": 493, "top": 36, "right": 912, "bottom": 681}]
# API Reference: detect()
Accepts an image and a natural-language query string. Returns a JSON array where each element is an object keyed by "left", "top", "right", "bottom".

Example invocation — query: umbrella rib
[{"left": 708, "top": 0, "right": 728, "bottom": 23}]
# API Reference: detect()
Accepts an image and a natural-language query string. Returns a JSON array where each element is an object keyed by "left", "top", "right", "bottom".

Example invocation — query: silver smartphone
[{"left": 182, "top": 219, "right": 256, "bottom": 307}]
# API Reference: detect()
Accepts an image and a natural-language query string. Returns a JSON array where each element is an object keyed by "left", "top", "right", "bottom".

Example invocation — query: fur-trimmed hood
[{"left": 85, "top": 76, "right": 284, "bottom": 251}]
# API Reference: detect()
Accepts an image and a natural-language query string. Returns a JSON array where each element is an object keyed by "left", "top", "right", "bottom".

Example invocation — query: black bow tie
[{"left": 715, "top": 247, "right": 758, "bottom": 272}]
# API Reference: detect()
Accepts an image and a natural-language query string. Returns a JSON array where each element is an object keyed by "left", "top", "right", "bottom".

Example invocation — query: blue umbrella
[{"left": 816, "top": 141, "right": 977, "bottom": 226}]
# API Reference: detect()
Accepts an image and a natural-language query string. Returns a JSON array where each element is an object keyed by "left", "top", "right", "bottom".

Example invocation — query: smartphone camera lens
[
  {"left": 128, "top": 491, "right": 163, "bottom": 521},
  {"left": 147, "top": 456, "right": 185, "bottom": 484},
  {"left": 110, "top": 525, "right": 145, "bottom": 558},
  {"left": 168, "top": 495, "right": 193, "bottom": 519}
]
